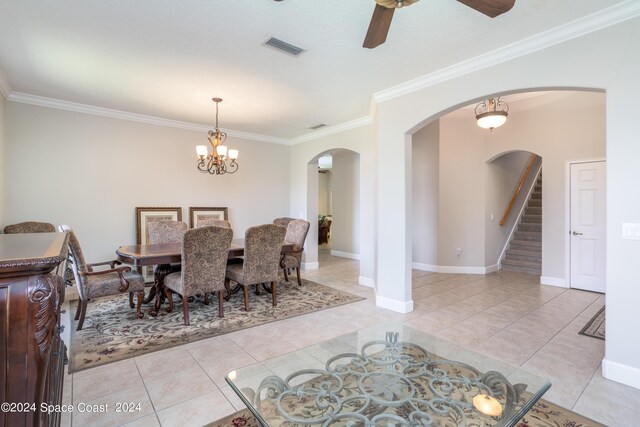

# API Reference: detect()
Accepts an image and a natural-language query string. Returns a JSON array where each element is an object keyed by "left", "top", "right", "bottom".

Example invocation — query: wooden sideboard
[{"left": 0, "top": 232, "right": 68, "bottom": 427}]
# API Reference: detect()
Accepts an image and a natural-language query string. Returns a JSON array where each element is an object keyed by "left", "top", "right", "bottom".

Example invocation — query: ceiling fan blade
[
  {"left": 363, "top": 4, "right": 395, "bottom": 49},
  {"left": 456, "top": 0, "right": 515, "bottom": 18}
]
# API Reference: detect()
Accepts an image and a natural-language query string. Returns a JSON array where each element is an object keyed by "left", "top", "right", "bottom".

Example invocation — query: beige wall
[
  {"left": 5, "top": 101, "right": 290, "bottom": 261},
  {"left": 411, "top": 121, "right": 439, "bottom": 266},
  {"left": 0, "top": 91, "right": 5, "bottom": 229},
  {"left": 317, "top": 170, "right": 331, "bottom": 216},
  {"left": 331, "top": 150, "right": 360, "bottom": 256}
]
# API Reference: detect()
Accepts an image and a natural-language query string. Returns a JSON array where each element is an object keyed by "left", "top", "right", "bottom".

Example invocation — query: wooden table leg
[{"left": 149, "top": 264, "right": 171, "bottom": 317}]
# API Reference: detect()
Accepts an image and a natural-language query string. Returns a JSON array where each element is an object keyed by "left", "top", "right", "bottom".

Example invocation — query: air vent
[
  {"left": 264, "top": 37, "right": 305, "bottom": 56},
  {"left": 310, "top": 123, "right": 326, "bottom": 130}
]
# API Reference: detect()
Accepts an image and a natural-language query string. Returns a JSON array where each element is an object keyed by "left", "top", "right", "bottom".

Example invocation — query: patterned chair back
[
  {"left": 66, "top": 231, "right": 89, "bottom": 300},
  {"left": 181, "top": 226, "right": 233, "bottom": 293},
  {"left": 243, "top": 224, "right": 286, "bottom": 285},
  {"left": 196, "top": 218, "right": 231, "bottom": 229},
  {"left": 284, "top": 219, "right": 310, "bottom": 265},
  {"left": 3, "top": 221, "right": 56, "bottom": 234},
  {"left": 147, "top": 221, "right": 188, "bottom": 244},
  {"left": 273, "top": 217, "right": 295, "bottom": 228}
]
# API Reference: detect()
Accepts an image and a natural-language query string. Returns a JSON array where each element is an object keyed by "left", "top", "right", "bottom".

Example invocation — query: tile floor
[{"left": 58, "top": 250, "right": 640, "bottom": 426}]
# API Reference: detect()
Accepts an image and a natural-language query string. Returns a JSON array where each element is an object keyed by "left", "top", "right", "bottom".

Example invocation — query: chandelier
[
  {"left": 196, "top": 97, "right": 238, "bottom": 175},
  {"left": 475, "top": 97, "right": 509, "bottom": 131}
]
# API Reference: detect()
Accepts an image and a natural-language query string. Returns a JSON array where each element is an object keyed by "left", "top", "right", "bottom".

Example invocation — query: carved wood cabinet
[{"left": 0, "top": 233, "right": 68, "bottom": 427}]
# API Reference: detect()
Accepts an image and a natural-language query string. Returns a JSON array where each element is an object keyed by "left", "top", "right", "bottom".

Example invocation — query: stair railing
[
  {"left": 497, "top": 165, "right": 542, "bottom": 269},
  {"left": 500, "top": 153, "right": 538, "bottom": 226}
]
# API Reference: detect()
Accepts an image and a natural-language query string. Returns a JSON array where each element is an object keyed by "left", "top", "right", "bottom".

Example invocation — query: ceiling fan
[{"left": 363, "top": 0, "right": 516, "bottom": 49}]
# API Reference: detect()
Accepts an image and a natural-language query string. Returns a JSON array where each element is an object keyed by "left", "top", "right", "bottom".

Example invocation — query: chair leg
[
  {"left": 129, "top": 292, "right": 135, "bottom": 308},
  {"left": 224, "top": 278, "right": 232, "bottom": 301},
  {"left": 218, "top": 290, "right": 224, "bottom": 318},
  {"left": 135, "top": 291, "right": 144, "bottom": 319},
  {"left": 77, "top": 299, "right": 88, "bottom": 331},
  {"left": 271, "top": 281, "right": 277, "bottom": 307},
  {"left": 182, "top": 296, "right": 190, "bottom": 326},
  {"left": 283, "top": 268, "right": 289, "bottom": 282},
  {"left": 164, "top": 287, "right": 174, "bottom": 313},
  {"left": 296, "top": 267, "right": 302, "bottom": 286},
  {"left": 204, "top": 292, "right": 210, "bottom": 305},
  {"left": 243, "top": 285, "right": 250, "bottom": 311},
  {"left": 74, "top": 299, "right": 82, "bottom": 320}
]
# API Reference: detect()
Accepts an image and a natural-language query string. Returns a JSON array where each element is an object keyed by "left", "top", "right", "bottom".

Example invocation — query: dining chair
[
  {"left": 57, "top": 224, "right": 73, "bottom": 286},
  {"left": 225, "top": 224, "right": 286, "bottom": 311},
  {"left": 280, "top": 219, "right": 310, "bottom": 286},
  {"left": 147, "top": 220, "right": 188, "bottom": 244},
  {"left": 163, "top": 226, "right": 233, "bottom": 325},
  {"left": 196, "top": 218, "right": 231, "bottom": 228},
  {"left": 273, "top": 217, "right": 295, "bottom": 228},
  {"left": 67, "top": 230, "right": 145, "bottom": 330},
  {"left": 3, "top": 221, "right": 56, "bottom": 233}
]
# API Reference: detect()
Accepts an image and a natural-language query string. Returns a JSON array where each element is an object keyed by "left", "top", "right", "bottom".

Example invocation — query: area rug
[
  {"left": 205, "top": 402, "right": 605, "bottom": 427},
  {"left": 69, "top": 279, "right": 364, "bottom": 373},
  {"left": 579, "top": 306, "right": 605, "bottom": 340}
]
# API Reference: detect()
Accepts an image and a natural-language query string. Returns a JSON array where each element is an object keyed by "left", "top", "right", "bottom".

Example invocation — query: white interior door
[{"left": 570, "top": 161, "right": 606, "bottom": 293}]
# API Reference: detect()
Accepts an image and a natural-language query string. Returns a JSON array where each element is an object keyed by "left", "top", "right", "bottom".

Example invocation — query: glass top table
[{"left": 226, "top": 324, "right": 551, "bottom": 427}]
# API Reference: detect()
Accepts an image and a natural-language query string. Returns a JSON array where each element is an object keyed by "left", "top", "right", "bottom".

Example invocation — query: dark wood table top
[
  {"left": 0, "top": 232, "right": 69, "bottom": 278},
  {"left": 116, "top": 242, "right": 298, "bottom": 266}
]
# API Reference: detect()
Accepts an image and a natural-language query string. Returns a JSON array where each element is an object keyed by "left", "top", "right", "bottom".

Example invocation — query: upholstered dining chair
[
  {"left": 67, "top": 230, "right": 145, "bottom": 330},
  {"left": 163, "top": 226, "right": 233, "bottom": 325},
  {"left": 196, "top": 218, "right": 231, "bottom": 228},
  {"left": 147, "top": 220, "right": 188, "bottom": 244},
  {"left": 273, "top": 217, "right": 295, "bottom": 228},
  {"left": 225, "top": 224, "right": 286, "bottom": 311},
  {"left": 3, "top": 221, "right": 56, "bottom": 234},
  {"left": 280, "top": 219, "right": 310, "bottom": 286}
]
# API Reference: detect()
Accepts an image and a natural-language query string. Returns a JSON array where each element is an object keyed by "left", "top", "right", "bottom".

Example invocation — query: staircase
[{"left": 501, "top": 173, "right": 542, "bottom": 275}]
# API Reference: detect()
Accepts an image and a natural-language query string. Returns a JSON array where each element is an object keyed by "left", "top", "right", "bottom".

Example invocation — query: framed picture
[
  {"left": 189, "top": 207, "right": 229, "bottom": 228},
  {"left": 135, "top": 207, "right": 182, "bottom": 282}
]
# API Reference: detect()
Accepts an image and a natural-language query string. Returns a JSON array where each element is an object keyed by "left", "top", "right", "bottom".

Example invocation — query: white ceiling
[{"left": 0, "top": 0, "right": 631, "bottom": 141}]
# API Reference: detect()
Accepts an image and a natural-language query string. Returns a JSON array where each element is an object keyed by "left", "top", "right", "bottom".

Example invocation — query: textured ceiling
[{"left": 0, "top": 0, "right": 630, "bottom": 140}]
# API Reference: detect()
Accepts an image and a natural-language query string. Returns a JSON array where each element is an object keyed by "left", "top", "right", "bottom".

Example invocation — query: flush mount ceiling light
[
  {"left": 475, "top": 97, "right": 509, "bottom": 131},
  {"left": 196, "top": 98, "right": 238, "bottom": 175}
]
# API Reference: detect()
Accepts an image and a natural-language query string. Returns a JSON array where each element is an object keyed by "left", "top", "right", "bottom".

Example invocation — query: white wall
[
  {"left": 5, "top": 101, "right": 290, "bottom": 261},
  {"left": 317, "top": 171, "right": 331, "bottom": 216},
  {"left": 411, "top": 121, "right": 439, "bottom": 266},
  {"left": 331, "top": 151, "right": 360, "bottom": 256},
  {"left": 374, "top": 18, "right": 638, "bottom": 388},
  {"left": 0, "top": 91, "right": 5, "bottom": 229}
]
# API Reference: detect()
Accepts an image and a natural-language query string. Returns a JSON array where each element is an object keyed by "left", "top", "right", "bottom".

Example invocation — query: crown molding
[
  {"left": 290, "top": 115, "right": 373, "bottom": 145},
  {"left": 0, "top": 67, "right": 12, "bottom": 99},
  {"left": 7, "top": 92, "right": 290, "bottom": 145},
  {"left": 373, "top": 0, "right": 640, "bottom": 103}
]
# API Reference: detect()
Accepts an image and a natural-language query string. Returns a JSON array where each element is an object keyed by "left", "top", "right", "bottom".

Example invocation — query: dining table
[{"left": 116, "top": 241, "right": 298, "bottom": 316}]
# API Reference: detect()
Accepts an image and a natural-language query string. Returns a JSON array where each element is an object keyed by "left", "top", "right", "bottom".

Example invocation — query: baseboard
[
  {"left": 411, "top": 262, "right": 494, "bottom": 274},
  {"left": 358, "top": 276, "right": 375, "bottom": 288},
  {"left": 603, "top": 358, "right": 640, "bottom": 390},
  {"left": 376, "top": 295, "right": 413, "bottom": 314},
  {"left": 301, "top": 262, "right": 319, "bottom": 270},
  {"left": 540, "top": 276, "right": 568, "bottom": 288},
  {"left": 330, "top": 250, "right": 360, "bottom": 260}
]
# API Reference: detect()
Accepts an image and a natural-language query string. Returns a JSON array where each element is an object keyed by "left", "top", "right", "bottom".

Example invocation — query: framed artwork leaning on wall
[
  {"left": 189, "top": 207, "right": 229, "bottom": 228},
  {"left": 135, "top": 206, "right": 183, "bottom": 282}
]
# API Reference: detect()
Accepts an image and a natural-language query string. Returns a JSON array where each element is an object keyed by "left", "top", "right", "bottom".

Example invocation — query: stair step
[
  {"left": 521, "top": 215, "right": 541, "bottom": 224},
  {"left": 507, "top": 247, "right": 541, "bottom": 257},
  {"left": 531, "top": 192, "right": 542, "bottom": 199},
  {"left": 525, "top": 207, "right": 542, "bottom": 215},
  {"left": 528, "top": 199, "right": 542, "bottom": 208},
  {"left": 510, "top": 240, "right": 542, "bottom": 250},
  {"left": 506, "top": 251, "right": 542, "bottom": 262},
  {"left": 502, "top": 258, "right": 541, "bottom": 275},
  {"left": 534, "top": 184, "right": 542, "bottom": 192},
  {"left": 518, "top": 222, "right": 541, "bottom": 232},
  {"left": 514, "top": 231, "right": 541, "bottom": 241}
]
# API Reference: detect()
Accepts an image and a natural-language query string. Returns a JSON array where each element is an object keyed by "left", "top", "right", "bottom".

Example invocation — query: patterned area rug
[
  {"left": 69, "top": 279, "right": 363, "bottom": 373},
  {"left": 579, "top": 306, "right": 606, "bottom": 340},
  {"left": 205, "top": 400, "right": 605, "bottom": 427}
]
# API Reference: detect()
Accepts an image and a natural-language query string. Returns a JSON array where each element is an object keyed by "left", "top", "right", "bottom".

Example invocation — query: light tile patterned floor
[{"left": 58, "top": 250, "right": 640, "bottom": 426}]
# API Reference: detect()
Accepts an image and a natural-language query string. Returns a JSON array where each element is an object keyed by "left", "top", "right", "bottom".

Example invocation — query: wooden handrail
[{"left": 500, "top": 154, "right": 537, "bottom": 226}]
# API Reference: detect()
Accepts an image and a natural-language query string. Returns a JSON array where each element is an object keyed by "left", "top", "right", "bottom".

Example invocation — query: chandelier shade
[
  {"left": 196, "top": 97, "right": 238, "bottom": 175},
  {"left": 475, "top": 97, "right": 509, "bottom": 130}
]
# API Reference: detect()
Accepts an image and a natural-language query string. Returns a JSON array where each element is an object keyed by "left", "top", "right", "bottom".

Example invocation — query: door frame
[{"left": 564, "top": 158, "right": 606, "bottom": 289}]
